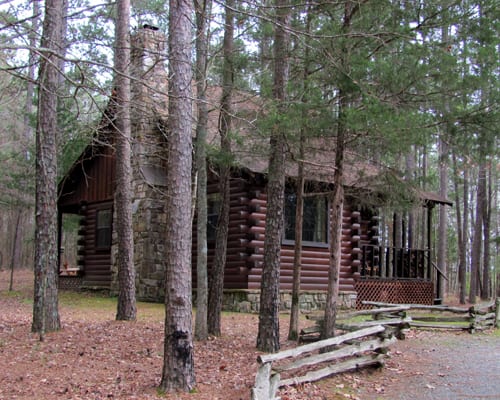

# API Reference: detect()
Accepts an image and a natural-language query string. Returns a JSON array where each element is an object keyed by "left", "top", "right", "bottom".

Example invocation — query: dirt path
[{"left": 334, "top": 329, "right": 500, "bottom": 400}]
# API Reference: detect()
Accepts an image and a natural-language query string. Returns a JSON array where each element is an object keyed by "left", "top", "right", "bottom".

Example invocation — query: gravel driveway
[{"left": 352, "top": 329, "right": 500, "bottom": 400}]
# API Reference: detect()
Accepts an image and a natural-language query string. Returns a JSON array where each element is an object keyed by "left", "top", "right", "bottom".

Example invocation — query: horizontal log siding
[
  {"left": 192, "top": 178, "right": 251, "bottom": 289},
  {"left": 81, "top": 201, "right": 113, "bottom": 288},
  {"left": 246, "top": 192, "right": 359, "bottom": 291}
]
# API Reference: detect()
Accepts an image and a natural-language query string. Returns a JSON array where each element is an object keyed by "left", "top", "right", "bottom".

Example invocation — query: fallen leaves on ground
[{"left": 2, "top": 269, "right": 497, "bottom": 400}]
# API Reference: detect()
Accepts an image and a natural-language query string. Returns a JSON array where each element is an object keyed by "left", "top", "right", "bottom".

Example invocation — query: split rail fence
[
  {"left": 251, "top": 325, "right": 396, "bottom": 400},
  {"left": 252, "top": 298, "right": 499, "bottom": 400},
  {"left": 363, "top": 298, "right": 499, "bottom": 332}
]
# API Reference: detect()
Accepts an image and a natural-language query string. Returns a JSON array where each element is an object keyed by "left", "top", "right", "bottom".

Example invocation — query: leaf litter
[{"left": 2, "top": 269, "right": 499, "bottom": 399}]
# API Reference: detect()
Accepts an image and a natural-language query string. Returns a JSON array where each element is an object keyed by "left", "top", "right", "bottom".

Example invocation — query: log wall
[
  {"left": 192, "top": 177, "right": 253, "bottom": 289},
  {"left": 245, "top": 191, "right": 369, "bottom": 292},
  {"left": 79, "top": 201, "right": 113, "bottom": 288}
]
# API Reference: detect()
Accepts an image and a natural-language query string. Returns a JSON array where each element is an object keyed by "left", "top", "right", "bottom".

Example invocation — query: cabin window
[
  {"left": 96, "top": 209, "right": 112, "bottom": 249},
  {"left": 207, "top": 194, "right": 221, "bottom": 241},
  {"left": 284, "top": 191, "right": 328, "bottom": 245}
]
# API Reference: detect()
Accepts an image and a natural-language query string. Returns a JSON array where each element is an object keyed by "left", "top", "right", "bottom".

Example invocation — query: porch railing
[{"left": 359, "top": 245, "right": 431, "bottom": 280}]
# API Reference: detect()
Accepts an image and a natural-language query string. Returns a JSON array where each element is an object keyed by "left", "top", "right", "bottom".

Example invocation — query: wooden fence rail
[
  {"left": 362, "top": 299, "right": 499, "bottom": 332},
  {"left": 251, "top": 325, "right": 396, "bottom": 400},
  {"left": 300, "top": 305, "right": 412, "bottom": 342}
]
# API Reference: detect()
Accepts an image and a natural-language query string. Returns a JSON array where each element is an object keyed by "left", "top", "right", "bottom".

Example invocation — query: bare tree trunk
[
  {"left": 452, "top": 152, "right": 467, "bottom": 304},
  {"left": 470, "top": 164, "right": 486, "bottom": 303},
  {"left": 481, "top": 163, "right": 491, "bottom": 299},
  {"left": 288, "top": 8, "right": 312, "bottom": 342},
  {"left": 194, "top": 0, "right": 210, "bottom": 341},
  {"left": 288, "top": 154, "right": 304, "bottom": 341},
  {"left": 160, "top": 0, "right": 195, "bottom": 391},
  {"left": 323, "top": 1, "right": 353, "bottom": 339},
  {"left": 419, "top": 144, "right": 428, "bottom": 250},
  {"left": 32, "top": 0, "right": 64, "bottom": 335},
  {"left": 323, "top": 90, "right": 346, "bottom": 339},
  {"left": 9, "top": 209, "right": 22, "bottom": 291},
  {"left": 437, "top": 134, "right": 448, "bottom": 301},
  {"left": 436, "top": 21, "right": 451, "bottom": 300},
  {"left": 257, "top": 0, "right": 290, "bottom": 353},
  {"left": 207, "top": 0, "right": 233, "bottom": 337},
  {"left": 24, "top": 0, "right": 39, "bottom": 148},
  {"left": 461, "top": 167, "right": 469, "bottom": 302},
  {"left": 114, "top": 0, "right": 136, "bottom": 321}
]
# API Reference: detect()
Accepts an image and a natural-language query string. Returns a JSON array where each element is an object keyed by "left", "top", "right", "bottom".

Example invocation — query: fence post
[
  {"left": 495, "top": 298, "right": 500, "bottom": 329},
  {"left": 469, "top": 306, "right": 476, "bottom": 333},
  {"left": 251, "top": 362, "right": 280, "bottom": 400}
]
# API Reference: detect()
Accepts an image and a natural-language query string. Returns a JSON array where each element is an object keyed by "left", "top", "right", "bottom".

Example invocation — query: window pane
[
  {"left": 284, "top": 191, "right": 327, "bottom": 244},
  {"left": 97, "top": 209, "right": 112, "bottom": 229},
  {"left": 207, "top": 194, "right": 221, "bottom": 240},
  {"left": 96, "top": 209, "right": 112, "bottom": 249},
  {"left": 284, "top": 192, "right": 297, "bottom": 240}
]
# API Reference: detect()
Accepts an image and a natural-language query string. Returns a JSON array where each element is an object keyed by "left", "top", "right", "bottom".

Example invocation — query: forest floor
[{"left": 0, "top": 268, "right": 499, "bottom": 400}]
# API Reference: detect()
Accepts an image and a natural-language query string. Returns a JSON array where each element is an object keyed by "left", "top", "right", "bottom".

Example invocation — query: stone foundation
[
  {"left": 195, "top": 289, "right": 357, "bottom": 313},
  {"left": 65, "top": 279, "right": 357, "bottom": 311}
]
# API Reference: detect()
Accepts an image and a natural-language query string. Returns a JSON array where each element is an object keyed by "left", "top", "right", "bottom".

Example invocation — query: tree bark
[
  {"left": 323, "top": 0, "right": 353, "bottom": 340},
  {"left": 194, "top": 0, "right": 210, "bottom": 341},
  {"left": 288, "top": 163, "right": 304, "bottom": 341},
  {"left": 323, "top": 108, "right": 344, "bottom": 340},
  {"left": 452, "top": 152, "right": 467, "bottom": 304},
  {"left": 208, "top": 0, "right": 233, "bottom": 337},
  {"left": 114, "top": 0, "right": 136, "bottom": 321},
  {"left": 9, "top": 209, "right": 22, "bottom": 291},
  {"left": 288, "top": 8, "right": 312, "bottom": 342},
  {"left": 257, "top": 0, "right": 290, "bottom": 353},
  {"left": 32, "top": 0, "right": 64, "bottom": 335},
  {"left": 437, "top": 134, "right": 448, "bottom": 301},
  {"left": 23, "top": 0, "right": 39, "bottom": 147},
  {"left": 481, "top": 163, "right": 491, "bottom": 299},
  {"left": 470, "top": 164, "right": 486, "bottom": 303},
  {"left": 160, "top": 0, "right": 196, "bottom": 391}
]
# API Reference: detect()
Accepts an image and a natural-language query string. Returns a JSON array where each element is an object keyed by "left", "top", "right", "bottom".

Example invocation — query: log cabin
[{"left": 57, "top": 26, "right": 452, "bottom": 310}]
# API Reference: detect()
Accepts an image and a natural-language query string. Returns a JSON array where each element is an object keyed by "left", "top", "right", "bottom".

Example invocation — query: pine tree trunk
[
  {"left": 461, "top": 168, "right": 469, "bottom": 303},
  {"left": 194, "top": 0, "right": 210, "bottom": 341},
  {"left": 470, "top": 164, "right": 486, "bottom": 303},
  {"left": 288, "top": 9, "right": 312, "bottom": 342},
  {"left": 288, "top": 162, "right": 304, "bottom": 341},
  {"left": 208, "top": 0, "right": 233, "bottom": 337},
  {"left": 208, "top": 167, "right": 230, "bottom": 336},
  {"left": 437, "top": 135, "right": 448, "bottom": 301},
  {"left": 323, "top": 92, "right": 345, "bottom": 339},
  {"left": 23, "top": 0, "right": 39, "bottom": 146},
  {"left": 160, "top": 0, "right": 195, "bottom": 391},
  {"left": 32, "top": 0, "right": 64, "bottom": 335},
  {"left": 323, "top": 1, "right": 353, "bottom": 339},
  {"left": 114, "top": 0, "right": 136, "bottom": 321},
  {"left": 452, "top": 152, "right": 467, "bottom": 304},
  {"left": 9, "top": 209, "right": 22, "bottom": 291},
  {"left": 481, "top": 164, "right": 491, "bottom": 299},
  {"left": 257, "top": 0, "right": 290, "bottom": 353}
]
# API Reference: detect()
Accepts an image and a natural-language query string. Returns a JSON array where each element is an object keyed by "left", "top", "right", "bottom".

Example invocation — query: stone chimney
[
  {"left": 130, "top": 24, "right": 169, "bottom": 125},
  {"left": 111, "top": 25, "right": 169, "bottom": 301}
]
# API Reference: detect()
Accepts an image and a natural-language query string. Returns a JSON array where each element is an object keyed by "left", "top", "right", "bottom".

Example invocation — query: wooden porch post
[
  {"left": 427, "top": 203, "right": 438, "bottom": 297},
  {"left": 57, "top": 208, "right": 63, "bottom": 272}
]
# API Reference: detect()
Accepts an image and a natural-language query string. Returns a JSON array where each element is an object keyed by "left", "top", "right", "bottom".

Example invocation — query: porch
[{"left": 355, "top": 244, "right": 441, "bottom": 309}]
